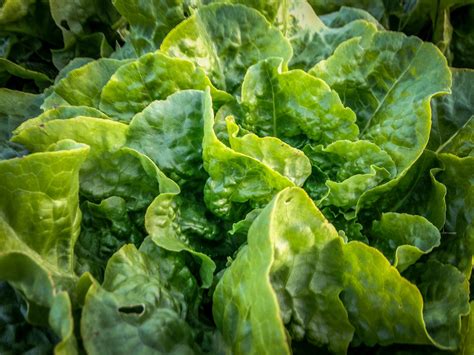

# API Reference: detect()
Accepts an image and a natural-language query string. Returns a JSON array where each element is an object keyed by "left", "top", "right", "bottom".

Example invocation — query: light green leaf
[
  {"left": 112, "top": 0, "right": 200, "bottom": 56},
  {"left": 145, "top": 190, "right": 218, "bottom": 288},
  {"left": 226, "top": 117, "right": 311, "bottom": 186},
  {"left": 320, "top": 6, "right": 384, "bottom": 28},
  {"left": 241, "top": 57, "right": 358, "bottom": 147},
  {"left": 99, "top": 51, "right": 231, "bottom": 122},
  {"left": 289, "top": 12, "right": 378, "bottom": 71},
  {"left": 161, "top": 3, "right": 292, "bottom": 93},
  {"left": 0, "top": 143, "right": 88, "bottom": 316},
  {"left": 202, "top": 88, "right": 297, "bottom": 219},
  {"left": 49, "top": 292, "right": 78, "bottom": 355},
  {"left": 53, "top": 58, "right": 128, "bottom": 108},
  {"left": 81, "top": 239, "right": 200, "bottom": 354},
  {"left": 371, "top": 213, "right": 441, "bottom": 272},
  {"left": 213, "top": 187, "right": 354, "bottom": 354},
  {"left": 127, "top": 90, "right": 208, "bottom": 183},
  {"left": 310, "top": 31, "right": 451, "bottom": 172},
  {"left": 11, "top": 117, "right": 169, "bottom": 209},
  {"left": 0, "top": 0, "right": 34, "bottom": 24},
  {"left": 303, "top": 140, "right": 395, "bottom": 208},
  {"left": 14, "top": 105, "right": 110, "bottom": 133}
]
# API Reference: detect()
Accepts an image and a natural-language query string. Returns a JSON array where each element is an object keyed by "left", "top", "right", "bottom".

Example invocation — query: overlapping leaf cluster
[{"left": 0, "top": 1, "right": 473, "bottom": 354}]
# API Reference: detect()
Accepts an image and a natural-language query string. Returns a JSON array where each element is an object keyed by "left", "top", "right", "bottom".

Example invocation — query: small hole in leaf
[
  {"left": 285, "top": 197, "right": 293, "bottom": 204},
  {"left": 60, "top": 20, "right": 70, "bottom": 31},
  {"left": 118, "top": 304, "right": 145, "bottom": 315}
]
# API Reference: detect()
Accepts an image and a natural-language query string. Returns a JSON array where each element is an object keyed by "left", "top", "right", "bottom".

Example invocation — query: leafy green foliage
[{"left": 0, "top": 1, "right": 472, "bottom": 354}]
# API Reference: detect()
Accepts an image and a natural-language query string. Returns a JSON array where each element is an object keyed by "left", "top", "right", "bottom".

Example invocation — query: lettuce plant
[{"left": 0, "top": 1, "right": 473, "bottom": 354}]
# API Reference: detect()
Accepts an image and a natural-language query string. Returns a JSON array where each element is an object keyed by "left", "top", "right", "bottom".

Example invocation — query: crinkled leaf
[
  {"left": 0, "top": 143, "right": 88, "bottom": 316},
  {"left": 289, "top": 15, "right": 378, "bottom": 70},
  {"left": 74, "top": 196, "right": 146, "bottom": 281},
  {"left": 371, "top": 213, "right": 441, "bottom": 272},
  {"left": 53, "top": 58, "right": 128, "bottom": 108},
  {"left": 304, "top": 140, "right": 395, "bottom": 208},
  {"left": 81, "top": 239, "right": 201, "bottom": 354},
  {"left": 310, "top": 31, "right": 451, "bottom": 172},
  {"left": 226, "top": 117, "right": 311, "bottom": 186},
  {"left": 161, "top": 3, "right": 293, "bottom": 93},
  {"left": 429, "top": 153, "right": 474, "bottom": 276},
  {"left": 404, "top": 260, "right": 470, "bottom": 350},
  {"left": 112, "top": 0, "right": 200, "bottom": 56},
  {"left": 213, "top": 187, "right": 354, "bottom": 354},
  {"left": 241, "top": 57, "right": 358, "bottom": 147},
  {"left": 202, "top": 89, "right": 297, "bottom": 219},
  {"left": 438, "top": 117, "right": 473, "bottom": 157},
  {"left": 430, "top": 68, "right": 474, "bottom": 151},
  {"left": 99, "top": 51, "right": 231, "bottom": 122},
  {"left": 0, "top": 282, "right": 56, "bottom": 354},
  {"left": 127, "top": 90, "right": 208, "bottom": 183},
  {"left": 356, "top": 150, "right": 447, "bottom": 230}
]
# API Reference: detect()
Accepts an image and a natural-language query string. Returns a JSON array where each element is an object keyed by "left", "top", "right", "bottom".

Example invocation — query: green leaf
[
  {"left": 430, "top": 68, "right": 474, "bottom": 151},
  {"left": 0, "top": 282, "right": 56, "bottom": 354},
  {"left": 81, "top": 239, "right": 201, "bottom": 354},
  {"left": 213, "top": 187, "right": 353, "bottom": 354},
  {"left": 320, "top": 6, "right": 384, "bottom": 28},
  {"left": 429, "top": 153, "right": 474, "bottom": 276},
  {"left": 0, "top": 143, "right": 89, "bottom": 315},
  {"left": 0, "top": 57, "right": 52, "bottom": 89},
  {"left": 404, "top": 260, "right": 470, "bottom": 350},
  {"left": 112, "top": 0, "right": 200, "bottom": 56},
  {"left": 14, "top": 105, "right": 110, "bottom": 133},
  {"left": 53, "top": 58, "right": 128, "bottom": 108},
  {"left": 241, "top": 57, "right": 358, "bottom": 147},
  {"left": 215, "top": 187, "right": 461, "bottom": 351},
  {"left": 202, "top": 88, "right": 300, "bottom": 219},
  {"left": 451, "top": 4, "right": 474, "bottom": 68},
  {"left": 308, "top": 0, "right": 386, "bottom": 20},
  {"left": 289, "top": 13, "right": 378, "bottom": 71},
  {"left": 310, "top": 31, "right": 451, "bottom": 172},
  {"left": 356, "top": 150, "right": 447, "bottom": 230},
  {"left": 145, "top": 190, "right": 218, "bottom": 288},
  {"left": 438, "top": 117, "right": 473, "bottom": 157},
  {"left": 127, "top": 90, "right": 208, "bottom": 183},
  {"left": 11, "top": 116, "right": 174, "bottom": 210},
  {"left": 99, "top": 51, "right": 231, "bottom": 123},
  {"left": 0, "top": 0, "right": 35, "bottom": 24},
  {"left": 460, "top": 302, "right": 474, "bottom": 354},
  {"left": 226, "top": 117, "right": 311, "bottom": 186},
  {"left": 0, "top": 88, "right": 42, "bottom": 142},
  {"left": 161, "top": 3, "right": 292, "bottom": 93},
  {"left": 371, "top": 213, "right": 441, "bottom": 272},
  {"left": 49, "top": 292, "right": 78, "bottom": 355},
  {"left": 303, "top": 140, "right": 395, "bottom": 208},
  {"left": 74, "top": 196, "right": 146, "bottom": 281}
]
